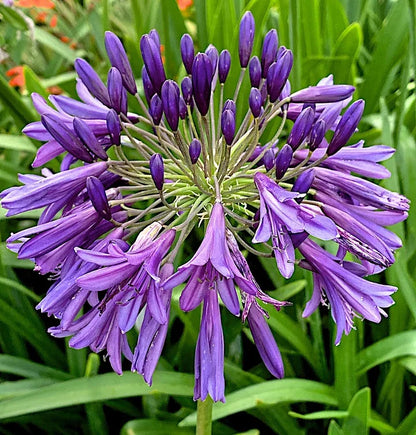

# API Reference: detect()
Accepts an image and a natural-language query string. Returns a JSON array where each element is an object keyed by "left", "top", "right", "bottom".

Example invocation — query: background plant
[{"left": 0, "top": 0, "right": 415, "bottom": 434}]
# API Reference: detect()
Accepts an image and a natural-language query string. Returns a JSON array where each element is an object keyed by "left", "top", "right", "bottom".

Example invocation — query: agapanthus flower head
[{"left": 0, "top": 13, "right": 408, "bottom": 404}]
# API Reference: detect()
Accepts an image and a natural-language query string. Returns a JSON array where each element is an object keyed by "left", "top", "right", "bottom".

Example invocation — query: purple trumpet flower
[
  {"left": 267, "top": 49, "right": 293, "bottom": 103},
  {"left": 313, "top": 167, "right": 410, "bottom": 211},
  {"left": 104, "top": 31, "right": 137, "bottom": 95},
  {"left": 163, "top": 203, "right": 263, "bottom": 401},
  {"left": 299, "top": 238, "right": 397, "bottom": 345},
  {"left": 249, "top": 56, "right": 261, "bottom": 88},
  {"left": 161, "top": 80, "right": 180, "bottom": 131},
  {"left": 239, "top": 11, "right": 255, "bottom": 68},
  {"left": 86, "top": 176, "right": 111, "bottom": 220},
  {"left": 149, "top": 94, "right": 163, "bottom": 125},
  {"left": 180, "top": 33, "right": 195, "bottom": 75},
  {"left": 290, "top": 85, "right": 355, "bottom": 104},
  {"left": 49, "top": 94, "right": 109, "bottom": 120},
  {"left": 189, "top": 139, "right": 202, "bottom": 164},
  {"left": 261, "top": 29, "right": 278, "bottom": 78},
  {"left": 107, "top": 67, "right": 128, "bottom": 115},
  {"left": 75, "top": 59, "right": 111, "bottom": 107},
  {"left": 192, "top": 53, "right": 213, "bottom": 116},
  {"left": 327, "top": 100, "right": 365, "bottom": 156},
  {"left": 287, "top": 106, "right": 315, "bottom": 150},
  {"left": 221, "top": 109, "right": 236, "bottom": 145},
  {"left": 150, "top": 153, "right": 164, "bottom": 190},
  {"left": 249, "top": 87, "right": 262, "bottom": 118},
  {"left": 140, "top": 34, "right": 166, "bottom": 95},
  {"left": 218, "top": 50, "right": 231, "bottom": 84},
  {"left": 0, "top": 161, "right": 107, "bottom": 216},
  {"left": 253, "top": 173, "right": 337, "bottom": 278},
  {"left": 132, "top": 263, "right": 174, "bottom": 385}
]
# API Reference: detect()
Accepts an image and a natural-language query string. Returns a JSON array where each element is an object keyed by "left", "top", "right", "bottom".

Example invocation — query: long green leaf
[
  {"left": 121, "top": 419, "right": 194, "bottom": 435},
  {"left": 0, "top": 371, "right": 194, "bottom": 419}
]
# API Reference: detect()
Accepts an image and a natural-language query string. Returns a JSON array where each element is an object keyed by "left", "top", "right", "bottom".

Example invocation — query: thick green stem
[{"left": 196, "top": 397, "right": 213, "bottom": 435}]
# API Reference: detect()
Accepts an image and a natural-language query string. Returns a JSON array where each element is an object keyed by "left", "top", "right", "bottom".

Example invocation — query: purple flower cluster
[{"left": 0, "top": 11, "right": 409, "bottom": 403}]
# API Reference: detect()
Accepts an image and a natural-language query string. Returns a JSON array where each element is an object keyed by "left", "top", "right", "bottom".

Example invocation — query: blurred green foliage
[{"left": 0, "top": 0, "right": 415, "bottom": 433}]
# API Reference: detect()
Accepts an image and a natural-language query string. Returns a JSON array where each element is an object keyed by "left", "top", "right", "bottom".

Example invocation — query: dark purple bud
[
  {"left": 41, "top": 114, "right": 93, "bottom": 163},
  {"left": 249, "top": 56, "right": 261, "bottom": 88},
  {"left": 189, "top": 138, "right": 201, "bottom": 164},
  {"left": 287, "top": 107, "right": 315, "bottom": 150},
  {"left": 104, "top": 31, "right": 137, "bottom": 95},
  {"left": 267, "top": 50, "right": 293, "bottom": 103},
  {"left": 218, "top": 50, "right": 231, "bottom": 84},
  {"left": 192, "top": 53, "right": 213, "bottom": 116},
  {"left": 86, "top": 176, "right": 111, "bottom": 220},
  {"left": 261, "top": 29, "right": 278, "bottom": 78},
  {"left": 260, "top": 82, "right": 268, "bottom": 105},
  {"left": 179, "top": 97, "right": 187, "bottom": 120},
  {"left": 290, "top": 85, "right": 355, "bottom": 103},
  {"left": 141, "top": 66, "right": 155, "bottom": 105},
  {"left": 249, "top": 87, "right": 262, "bottom": 118},
  {"left": 140, "top": 34, "right": 166, "bottom": 95},
  {"left": 205, "top": 44, "right": 219, "bottom": 76},
  {"left": 181, "top": 76, "right": 193, "bottom": 104},
  {"left": 239, "top": 11, "right": 255, "bottom": 68},
  {"left": 161, "top": 80, "right": 180, "bottom": 131},
  {"left": 309, "top": 119, "right": 326, "bottom": 150},
  {"left": 180, "top": 33, "right": 194, "bottom": 75},
  {"left": 106, "top": 109, "right": 121, "bottom": 145},
  {"left": 275, "top": 144, "right": 293, "bottom": 179},
  {"left": 74, "top": 58, "right": 111, "bottom": 107},
  {"left": 149, "top": 94, "right": 163, "bottom": 125},
  {"left": 223, "top": 99, "right": 236, "bottom": 113},
  {"left": 263, "top": 149, "right": 275, "bottom": 171},
  {"left": 107, "top": 67, "right": 127, "bottom": 114},
  {"left": 149, "top": 29, "right": 161, "bottom": 47},
  {"left": 292, "top": 169, "right": 314, "bottom": 194},
  {"left": 327, "top": 99, "right": 364, "bottom": 156},
  {"left": 221, "top": 109, "right": 236, "bottom": 145},
  {"left": 73, "top": 118, "right": 108, "bottom": 161},
  {"left": 150, "top": 153, "right": 164, "bottom": 190}
]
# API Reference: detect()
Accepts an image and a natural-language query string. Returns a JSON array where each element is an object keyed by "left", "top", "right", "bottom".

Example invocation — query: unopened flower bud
[
  {"left": 267, "top": 49, "right": 293, "bottom": 103},
  {"left": 104, "top": 31, "right": 137, "bottom": 95},
  {"left": 239, "top": 11, "right": 255, "bottom": 68},
  {"left": 149, "top": 29, "right": 161, "bottom": 46},
  {"left": 290, "top": 85, "right": 355, "bottom": 104},
  {"left": 189, "top": 139, "right": 201, "bottom": 164},
  {"left": 179, "top": 97, "right": 187, "bottom": 120},
  {"left": 86, "top": 176, "right": 111, "bottom": 220},
  {"left": 218, "top": 50, "right": 231, "bottom": 83},
  {"left": 140, "top": 34, "right": 166, "bottom": 95},
  {"left": 292, "top": 169, "right": 314, "bottom": 195},
  {"left": 309, "top": 119, "right": 326, "bottom": 150},
  {"left": 221, "top": 109, "right": 236, "bottom": 145},
  {"left": 73, "top": 117, "right": 108, "bottom": 161},
  {"left": 263, "top": 149, "right": 275, "bottom": 171},
  {"left": 287, "top": 107, "right": 315, "bottom": 150},
  {"left": 327, "top": 100, "right": 364, "bottom": 156},
  {"left": 107, "top": 67, "right": 127, "bottom": 114},
  {"left": 150, "top": 153, "right": 164, "bottom": 190},
  {"left": 249, "top": 87, "right": 262, "bottom": 118},
  {"left": 192, "top": 53, "right": 213, "bottom": 116},
  {"left": 75, "top": 58, "right": 111, "bottom": 107},
  {"left": 206, "top": 45, "right": 219, "bottom": 76},
  {"left": 261, "top": 29, "right": 278, "bottom": 78},
  {"left": 275, "top": 144, "right": 293, "bottom": 179},
  {"left": 180, "top": 33, "right": 194, "bottom": 75},
  {"left": 249, "top": 56, "right": 261, "bottom": 88},
  {"left": 142, "top": 66, "right": 155, "bottom": 104},
  {"left": 161, "top": 80, "right": 180, "bottom": 131},
  {"left": 106, "top": 109, "right": 121, "bottom": 145},
  {"left": 181, "top": 76, "right": 193, "bottom": 104},
  {"left": 223, "top": 99, "right": 236, "bottom": 113},
  {"left": 149, "top": 94, "right": 163, "bottom": 125}
]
